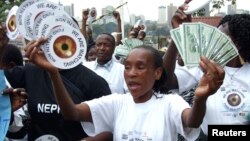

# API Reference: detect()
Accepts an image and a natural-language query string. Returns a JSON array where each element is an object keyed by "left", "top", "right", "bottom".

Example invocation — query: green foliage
[
  {"left": 0, "top": 0, "right": 25, "bottom": 23},
  {"left": 212, "top": 0, "right": 237, "bottom": 9},
  {"left": 192, "top": 8, "right": 206, "bottom": 17}
]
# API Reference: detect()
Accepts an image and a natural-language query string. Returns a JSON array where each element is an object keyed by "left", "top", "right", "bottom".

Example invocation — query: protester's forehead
[
  {"left": 96, "top": 34, "right": 113, "bottom": 42},
  {"left": 127, "top": 48, "right": 152, "bottom": 61}
]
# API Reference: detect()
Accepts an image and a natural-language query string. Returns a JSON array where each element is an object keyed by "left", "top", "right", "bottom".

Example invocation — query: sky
[{"left": 49, "top": 0, "right": 250, "bottom": 21}]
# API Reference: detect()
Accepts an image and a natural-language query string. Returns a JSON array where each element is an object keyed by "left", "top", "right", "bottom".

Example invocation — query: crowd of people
[{"left": 1, "top": 0, "right": 250, "bottom": 141}]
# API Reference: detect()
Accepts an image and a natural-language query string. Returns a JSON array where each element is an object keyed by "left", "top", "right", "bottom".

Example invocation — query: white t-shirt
[
  {"left": 175, "top": 63, "right": 250, "bottom": 135},
  {"left": 82, "top": 93, "right": 200, "bottom": 141},
  {"left": 84, "top": 59, "right": 128, "bottom": 94}
]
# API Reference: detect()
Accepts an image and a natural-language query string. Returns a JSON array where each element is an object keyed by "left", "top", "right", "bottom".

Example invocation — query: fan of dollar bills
[
  {"left": 170, "top": 22, "right": 239, "bottom": 67},
  {"left": 114, "top": 38, "right": 143, "bottom": 58}
]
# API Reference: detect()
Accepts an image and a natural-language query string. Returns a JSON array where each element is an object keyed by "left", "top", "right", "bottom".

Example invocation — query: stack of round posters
[{"left": 7, "top": 0, "right": 86, "bottom": 69}]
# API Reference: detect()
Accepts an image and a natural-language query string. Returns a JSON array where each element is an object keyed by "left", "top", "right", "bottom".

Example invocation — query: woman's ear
[{"left": 154, "top": 67, "right": 163, "bottom": 80}]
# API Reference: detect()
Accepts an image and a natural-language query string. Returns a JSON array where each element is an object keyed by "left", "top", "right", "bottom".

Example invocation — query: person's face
[
  {"left": 95, "top": 34, "right": 115, "bottom": 64},
  {"left": 218, "top": 22, "right": 231, "bottom": 38},
  {"left": 218, "top": 22, "right": 247, "bottom": 61},
  {"left": 124, "top": 48, "right": 162, "bottom": 103},
  {"left": 87, "top": 47, "right": 97, "bottom": 61}
]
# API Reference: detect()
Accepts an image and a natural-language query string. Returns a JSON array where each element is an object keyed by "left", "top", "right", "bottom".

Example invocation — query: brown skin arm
[
  {"left": 163, "top": 0, "right": 192, "bottom": 90},
  {"left": 163, "top": 41, "right": 179, "bottom": 90},
  {"left": 165, "top": 0, "right": 224, "bottom": 128},
  {"left": 113, "top": 11, "right": 122, "bottom": 46},
  {"left": 24, "top": 37, "right": 93, "bottom": 122},
  {"left": 0, "top": 22, "right": 9, "bottom": 53},
  {"left": 181, "top": 57, "right": 225, "bottom": 128},
  {"left": 81, "top": 9, "right": 89, "bottom": 39}
]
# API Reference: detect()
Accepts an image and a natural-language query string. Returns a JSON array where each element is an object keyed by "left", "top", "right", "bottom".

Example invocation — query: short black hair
[
  {"left": 97, "top": 33, "right": 116, "bottom": 47},
  {"left": 228, "top": 14, "right": 250, "bottom": 61},
  {"left": 218, "top": 15, "right": 233, "bottom": 27},
  {"left": 132, "top": 45, "right": 168, "bottom": 93},
  {"left": 0, "top": 44, "right": 23, "bottom": 67}
]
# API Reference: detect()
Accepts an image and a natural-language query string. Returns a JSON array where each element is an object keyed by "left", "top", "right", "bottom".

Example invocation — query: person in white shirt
[
  {"left": 25, "top": 36, "right": 225, "bottom": 140},
  {"left": 163, "top": 2, "right": 250, "bottom": 137},
  {"left": 85, "top": 33, "right": 128, "bottom": 94}
]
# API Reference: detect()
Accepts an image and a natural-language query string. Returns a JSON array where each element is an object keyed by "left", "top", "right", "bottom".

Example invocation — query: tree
[
  {"left": 192, "top": 8, "right": 206, "bottom": 17},
  {"left": 0, "top": 0, "right": 25, "bottom": 23},
  {"left": 212, "top": 0, "right": 237, "bottom": 9}
]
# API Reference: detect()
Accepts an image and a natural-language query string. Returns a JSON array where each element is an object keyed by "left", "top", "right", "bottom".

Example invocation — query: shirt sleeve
[
  {"left": 168, "top": 94, "right": 200, "bottom": 141},
  {"left": 81, "top": 94, "right": 120, "bottom": 136},
  {"left": 175, "top": 67, "right": 202, "bottom": 93}
]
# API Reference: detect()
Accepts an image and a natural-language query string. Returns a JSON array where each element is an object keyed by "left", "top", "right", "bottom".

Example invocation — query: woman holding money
[
  {"left": 164, "top": 1, "right": 250, "bottom": 138},
  {"left": 24, "top": 30, "right": 224, "bottom": 141}
]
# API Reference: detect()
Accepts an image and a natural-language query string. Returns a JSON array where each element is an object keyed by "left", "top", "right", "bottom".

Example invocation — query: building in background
[
  {"left": 158, "top": 6, "right": 166, "bottom": 24},
  {"left": 227, "top": 4, "right": 237, "bottom": 14},
  {"left": 98, "top": 6, "right": 116, "bottom": 24},
  {"left": 64, "top": 3, "right": 74, "bottom": 17},
  {"left": 203, "top": 3, "right": 210, "bottom": 16},
  {"left": 167, "top": 3, "right": 177, "bottom": 27},
  {"left": 129, "top": 14, "right": 145, "bottom": 26},
  {"left": 236, "top": 9, "right": 249, "bottom": 14},
  {"left": 214, "top": 12, "right": 226, "bottom": 16},
  {"left": 130, "top": 14, "right": 136, "bottom": 25}
]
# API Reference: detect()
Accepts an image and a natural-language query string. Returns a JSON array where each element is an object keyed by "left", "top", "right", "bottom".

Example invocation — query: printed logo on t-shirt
[
  {"left": 37, "top": 103, "right": 60, "bottom": 114},
  {"left": 220, "top": 83, "right": 250, "bottom": 122},
  {"left": 35, "top": 135, "right": 59, "bottom": 141},
  {"left": 121, "top": 130, "right": 152, "bottom": 141}
]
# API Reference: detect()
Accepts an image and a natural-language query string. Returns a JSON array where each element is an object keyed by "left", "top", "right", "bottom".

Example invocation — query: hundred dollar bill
[
  {"left": 204, "top": 28, "right": 222, "bottom": 58},
  {"left": 215, "top": 41, "right": 239, "bottom": 67},
  {"left": 211, "top": 35, "right": 235, "bottom": 60},
  {"left": 170, "top": 28, "right": 184, "bottom": 58},
  {"left": 182, "top": 23, "right": 201, "bottom": 67},
  {"left": 199, "top": 22, "right": 216, "bottom": 56},
  {"left": 218, "top": 49, "right": 239, "bottom": 67},
  {"left": 208, "top": 33, "right": 230, "bottom": 60}
]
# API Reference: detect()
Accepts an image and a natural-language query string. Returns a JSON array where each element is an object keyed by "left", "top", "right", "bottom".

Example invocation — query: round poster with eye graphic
[
  {"left": 184, "top": 0, "right": 212, "bottom": 14},
  {"left": 88, "top": 7, "right": 97, "bottom": 23},
  {"left": 42, "top": 26, "right": 86, "bottom": 69},
  {"left": 24, "top": 0, "right": 63, "bottom": 40},
  {"left": 33, "top": 10, "right": 70, "bottom": 39},
  {"left": 36, "top": 16, "right": 79, "bottom": 39},
  {"left": 16, "top": 0, "right": 43, "bottom": 40},
  {"left": 6, "top": 6, "right": 19, "bottom": 40}
]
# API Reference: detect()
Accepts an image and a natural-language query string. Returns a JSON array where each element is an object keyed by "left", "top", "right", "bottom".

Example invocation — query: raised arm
[
  {"left": 182, "top": 57, "right": 225, "bottom": 127},
  {"left": 81, "top": 9, "right": 89, "bottom": 39},
  {"left": 163, "top": 0, "right": 192, "bottom": 90},
  {"left": 113, "top": 11, "right": 122, "bottom": 46},
  {"left": 0, "top": 23, "right": 9, "bottom": 52},
  {"left": 24, "top": 38, "right": 93, "bottom": 122}
]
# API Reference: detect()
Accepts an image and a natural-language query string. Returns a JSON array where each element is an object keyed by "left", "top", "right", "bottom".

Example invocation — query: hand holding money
[
  {"left": 195, "top": 56, "right": 225, "bottom": 98},
  {"left": 170, "top": 22, "right": 239, "bottom": 67}
]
